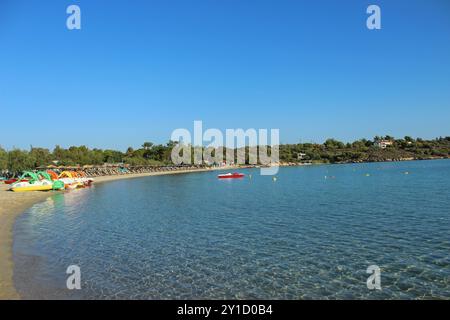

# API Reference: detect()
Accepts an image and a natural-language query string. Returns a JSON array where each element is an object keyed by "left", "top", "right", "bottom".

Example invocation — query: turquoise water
[{"left": 13, "top": 160, "right": 450, "bottom": 299}]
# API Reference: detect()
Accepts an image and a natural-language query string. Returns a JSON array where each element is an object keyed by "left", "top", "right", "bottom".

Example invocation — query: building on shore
[
  {"left": 375, "top": 140, "right": 394, "bottom": 149},
  {"left": 297, "top": 153, "right": 307, "bottom": 160}
]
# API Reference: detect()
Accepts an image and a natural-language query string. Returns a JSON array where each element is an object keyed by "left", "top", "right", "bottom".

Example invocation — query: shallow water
[{"left": 13, "top": 160, "right": 450, "bottom": 299}]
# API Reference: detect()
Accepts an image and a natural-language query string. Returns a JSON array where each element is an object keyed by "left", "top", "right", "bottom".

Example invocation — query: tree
[
  {"left": 142, "top": 142, "right": 153, "bottom": 150},
  {"left": 0, "top": 146, "right": 8, "bottom": 170},
  {"left": 53, "top": 145, "right": 66, "bottom": 162},
  {"left": 104, "top": 150, "right": 124, "bottom": 163},
  {"left": 7, "top": 149, "right": 35, "bottom": 173},
  {"left": 351, "top": 139, "right": 369, "bottom": 151},
  {"left": 30, "top": 147, "right": 52, "bottom": 167},
  {"left": 126, "top": 147, "right": 134, "bottom": 157},
  {"left": 324, "top": 139, "right": 345, "bottom": 149}
]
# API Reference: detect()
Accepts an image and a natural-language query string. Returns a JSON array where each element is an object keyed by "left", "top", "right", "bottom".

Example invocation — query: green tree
[
  {"left": 104, "top": 150, "right": 124, "bottom": 163},
  {"left": 142, "top": 142, "right": 154, "bottom": 150},
  {"left": 53, "top": 145, "right": 67, "bottom": 163},
  {"left": 324, "top": 139, "right": 345, "bottom": 149},
  {"left": 30, "top": 147, "right": 52, "bottom": 167},
  {"left": 0, "top": 146, "right": 8, "bottom": 170},
  {"left": 7, "top": 149, "right": 35, "bottom": 172},
  {"left": 126, "top": 147, "right": 134, "bottom": 157}
]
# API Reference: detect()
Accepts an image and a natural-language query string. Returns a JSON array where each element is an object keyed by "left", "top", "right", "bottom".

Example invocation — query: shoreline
[
  {"left": 0, "top": 165, "right": 245, "bottom": 299},
  {"left": 0, "top": 185, "right": 54, "bottom": 299}
]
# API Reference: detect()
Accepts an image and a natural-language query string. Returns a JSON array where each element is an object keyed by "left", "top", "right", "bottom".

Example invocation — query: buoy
[
  {"left": 365, "top": 173, "right": 370, "bottom": 177},
  {"left": 404, "top": 171, "right": 409, "bottom": 175},
  {"left": 249, "top": 174, "right": 252, "bottom": 179},
  {"left": 272, "top": 176, "right": 277, "bottom": 182}
]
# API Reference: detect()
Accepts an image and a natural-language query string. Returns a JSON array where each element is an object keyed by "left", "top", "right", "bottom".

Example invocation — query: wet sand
[
  {"left": 0, "top": 184, "right": 54, "bottom": 299},
  {"left": 0, "top": 166, "right": 240, "bottom": 299}
]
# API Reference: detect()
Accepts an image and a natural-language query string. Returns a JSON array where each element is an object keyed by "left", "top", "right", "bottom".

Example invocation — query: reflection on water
[{"left": 13, "top": 160, "right": 450, "bottom": 299}]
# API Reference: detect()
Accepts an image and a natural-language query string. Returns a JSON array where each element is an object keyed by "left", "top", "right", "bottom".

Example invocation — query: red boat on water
[{"left": 217, "top": 172, "right": 245, "bottom": 179}]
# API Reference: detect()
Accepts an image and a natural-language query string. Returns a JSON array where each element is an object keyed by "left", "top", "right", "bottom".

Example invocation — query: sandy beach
[{"left": 0, "top": 166, "right": 242, "bottom": 299}]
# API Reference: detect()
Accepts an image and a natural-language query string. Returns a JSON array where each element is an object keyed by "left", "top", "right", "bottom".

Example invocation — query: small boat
[
  {"left": 58, "top": 171, "right": 94, "bottom": 190},
  {"left": 10, "top": 179, "right": 54, "bottom": 192},
  {"left": 65, "top": 183, "right": 80, "bottom": 190},
  {"left": 217, "top": 172, "right": 245, "bottom": 179},
  {"left": 11, "top": 184, "right": 54, "bottom": 192}
]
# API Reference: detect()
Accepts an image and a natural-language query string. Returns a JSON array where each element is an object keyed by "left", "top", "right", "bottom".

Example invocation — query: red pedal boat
[
  {"left": 217, "top": 172, "right": 245, "bottom": 179},
  {"left": 4, "top": 179, "right": 28, "bottom": 185}
]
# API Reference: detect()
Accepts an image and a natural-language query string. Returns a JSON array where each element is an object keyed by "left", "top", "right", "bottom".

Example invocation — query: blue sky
[{"left": 1, "top": 0, "right": 449, "bottom": 150}]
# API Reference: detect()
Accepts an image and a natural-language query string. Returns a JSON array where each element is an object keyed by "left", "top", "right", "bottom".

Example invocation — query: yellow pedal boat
[{"left": 11, "top": 184, "right": 53, "bottom": 192}]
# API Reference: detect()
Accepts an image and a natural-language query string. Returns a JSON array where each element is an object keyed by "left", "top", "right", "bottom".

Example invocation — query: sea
[{"left": 13, "top": 160, "right": 450, "bottom": 299}]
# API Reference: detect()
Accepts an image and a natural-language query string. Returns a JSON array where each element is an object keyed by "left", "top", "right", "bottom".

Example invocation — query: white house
[
  {"left": 297, "top": 153, "right": 307, "bottom": 160},
  {"left": 375, "top": 140, "right": 393, "bottom": 149}
]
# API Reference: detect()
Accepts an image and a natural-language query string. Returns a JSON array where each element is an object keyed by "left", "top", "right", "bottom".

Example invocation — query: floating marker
[
  {"left": 272, "top": 176, "right": 277, "bottom": 182},
  {"left": 365, "top": 173, "right": 370, "bottom": 177},
  {"left": 404, "top": 172, "right": 409, "bottom": 175}
]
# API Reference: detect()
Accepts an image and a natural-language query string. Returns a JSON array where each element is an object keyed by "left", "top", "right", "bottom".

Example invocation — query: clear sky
[{"left": 1, "top": 0, "right": 449, "bottom": 150}]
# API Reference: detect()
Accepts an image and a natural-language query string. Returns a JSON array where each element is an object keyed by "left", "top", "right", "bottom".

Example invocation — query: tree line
[
  {"left": 278, "top": 136, "right": 450, "bottom": 163},
  {"left": 1, "top": 136, "right": 450, "bottom": 173}
]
